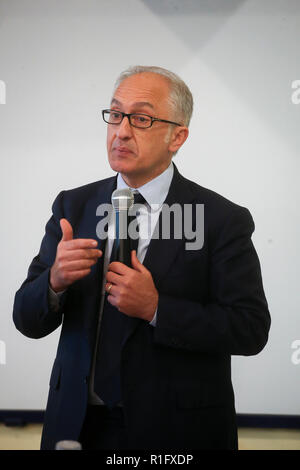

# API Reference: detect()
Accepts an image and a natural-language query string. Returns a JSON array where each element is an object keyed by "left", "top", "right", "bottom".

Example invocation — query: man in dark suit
[{"left": 13, "top": 66, "right": 270, "bottom": 450}]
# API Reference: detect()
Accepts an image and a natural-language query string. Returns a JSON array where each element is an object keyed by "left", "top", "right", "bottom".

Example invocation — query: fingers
[
  {"left": 62, "top": 248, "right": 102, "bottom": 261},
  {"left": 106, "top": 270, "right": 122, "bottom": 285},
  {"left": 106, "top": 283, "right": 114, "bottom": 295},
  {"left": 106, "top": 252, "right": 148, "bottom": 293},
  {"left": 65, "top": 239, "right": 98, "bottom": 250},
  {"left": 60, "top": 218, "right": 73, "bottom": 241},
  {"left": 107, "top": 252, "right": 147, "bottom": 283},
  {"left": 105, "top": 282, "right": 118, "bottom": 309},
  {"left": 131, "top": 250, "right": 146, "bottom": 273},
  {"left": 108, "top": 261, "right": 130, "bottom": 275},
  {"left": 60, "top": 219, "right": 98, "bottom": 249},
  {"left": 54, "top": 247, "right": 102, "bottom": 280},
  {"left": 105, "top": 263, "right": 131, "bottom": 297},
  {"left": 59, "top": 258, "right": 100, "bottom": 272}
]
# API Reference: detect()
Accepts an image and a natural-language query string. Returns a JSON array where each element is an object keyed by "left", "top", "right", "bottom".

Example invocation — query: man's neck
[{"left": 120, "top": 162, "right": 172, "bottom": 189}]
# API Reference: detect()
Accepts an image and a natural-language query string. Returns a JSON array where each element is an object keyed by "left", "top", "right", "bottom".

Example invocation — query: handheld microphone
[{"left": 111, "top": 188, "right": 134, "bottom": 267}]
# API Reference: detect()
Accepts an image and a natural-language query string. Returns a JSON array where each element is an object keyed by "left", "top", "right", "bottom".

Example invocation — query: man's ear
[{"left": 168, "top": 126, "right": 189, "bottom": 154}]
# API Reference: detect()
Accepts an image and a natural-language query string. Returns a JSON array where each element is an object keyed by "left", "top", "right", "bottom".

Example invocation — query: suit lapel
[{"left": 143, "top": 165, "right": 196, "bottom": 288}]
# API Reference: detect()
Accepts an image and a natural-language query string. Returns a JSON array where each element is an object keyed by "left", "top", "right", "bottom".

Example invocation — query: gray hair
[{"left": 113, "top": 65, "right": 193, "bottom": 127}]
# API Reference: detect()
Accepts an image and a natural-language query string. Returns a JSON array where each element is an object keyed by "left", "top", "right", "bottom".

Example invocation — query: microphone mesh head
[
  {"left": 111, "top": 188, "right": 134, "bottom": 211},
  {"left": 55, "top": 440, "right": 82, "bottom": 450}
]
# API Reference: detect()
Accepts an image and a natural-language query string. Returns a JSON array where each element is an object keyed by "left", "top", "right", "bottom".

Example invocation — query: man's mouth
[{"left": 113, "top": 146, "right": 133, "bottom": 155}]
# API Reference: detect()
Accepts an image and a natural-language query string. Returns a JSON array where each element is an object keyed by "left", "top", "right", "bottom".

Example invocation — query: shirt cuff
[
  {"left": 149, "top": 309, "right": 157, "bottom": 327},
  {"left": 48, "top": 285, "right": 66, "bottom": 312}
]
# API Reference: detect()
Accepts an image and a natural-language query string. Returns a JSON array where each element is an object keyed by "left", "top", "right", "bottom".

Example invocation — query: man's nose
[{"left": 116, "top": 115, "right": 133, "bottom": 139}]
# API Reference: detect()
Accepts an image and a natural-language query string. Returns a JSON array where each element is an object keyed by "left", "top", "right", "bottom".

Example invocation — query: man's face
[{"left": 106, "top": 72, "right": 185, "bottom": 187}]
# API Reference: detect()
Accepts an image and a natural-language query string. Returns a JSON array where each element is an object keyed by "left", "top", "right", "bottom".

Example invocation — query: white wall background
[{"left": 0, "top": 0, "right": 299, "bottom": 415}]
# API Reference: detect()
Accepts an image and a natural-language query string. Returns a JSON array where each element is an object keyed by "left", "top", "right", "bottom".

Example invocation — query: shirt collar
[{"left": 117, "top": 162, "right": 174, "bottom": 209}]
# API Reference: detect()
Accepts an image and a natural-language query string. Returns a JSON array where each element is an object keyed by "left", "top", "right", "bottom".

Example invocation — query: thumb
[
  {"left": 131, "top": 250, "right": 145, "bottom": 273},
  {"left": 60, "top": 218, "right": 73, "bottom": 242}
]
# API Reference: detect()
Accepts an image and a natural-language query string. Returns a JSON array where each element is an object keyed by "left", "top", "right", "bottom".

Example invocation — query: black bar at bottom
[{"left": 0, "top": 410, "right": 299, "bottom": 429}]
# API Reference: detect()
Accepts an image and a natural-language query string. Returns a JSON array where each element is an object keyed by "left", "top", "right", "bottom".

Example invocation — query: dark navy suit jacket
[{"left": 13, "top": 165, "right": 270, "bottom": 450}]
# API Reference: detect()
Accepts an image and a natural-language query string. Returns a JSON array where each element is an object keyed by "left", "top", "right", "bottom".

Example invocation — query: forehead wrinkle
[{"left": 111, "top": 98, "right": 155, "bottom": 111}]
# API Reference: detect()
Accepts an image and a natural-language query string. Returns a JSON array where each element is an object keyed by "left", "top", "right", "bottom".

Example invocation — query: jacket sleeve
[
  {"left": 13, "top": 191, "right": 67, "bottom": 339},
  {"left": 154, "top": 206, "right": 271, "bottom": 356}
]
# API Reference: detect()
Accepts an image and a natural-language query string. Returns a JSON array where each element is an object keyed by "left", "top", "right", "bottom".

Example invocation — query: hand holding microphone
[
  {"left": 106, "top": 250, "right": 158, "bottom": 322},
  {"left": 106, "top": 189, "right": 158, "bottom": 321}
]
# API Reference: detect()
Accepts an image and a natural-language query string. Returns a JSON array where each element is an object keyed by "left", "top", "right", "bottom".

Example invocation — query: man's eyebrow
[{"left": 110, "top": 98, "right": 155, "bottom": 110}]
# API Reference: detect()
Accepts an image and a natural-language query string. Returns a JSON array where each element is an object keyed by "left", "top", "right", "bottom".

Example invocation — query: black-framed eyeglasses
[{"left": 102, "top": 109, "right": 182, "bottom": 129}]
